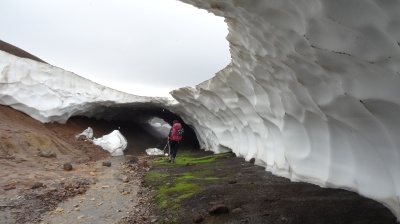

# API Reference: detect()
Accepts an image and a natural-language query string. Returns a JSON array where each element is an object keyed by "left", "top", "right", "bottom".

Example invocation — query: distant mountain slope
[{"left": 0, "top": 39, "right": 47, "bottom": 63}]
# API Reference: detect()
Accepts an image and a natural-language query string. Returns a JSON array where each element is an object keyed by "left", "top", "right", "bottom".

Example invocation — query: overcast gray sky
[{"left": 0, "top": 0, "right": 230, "bottom": 97}]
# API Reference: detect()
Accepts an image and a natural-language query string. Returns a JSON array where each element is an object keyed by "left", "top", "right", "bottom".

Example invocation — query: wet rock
[
  {"left": 103, "top": 161, "right": 111, "bottom": 167},
  {"left": 38, "top": 150, "right": 57, "bottom": 158},
  {"left": 63, "top": 163, "right": 73, "bottom": 171},
  {"left": 192, "top": 213, "right": 204, "bottom": 223},
  {"left": 209, "top": 204, "right": 230, "bottom": 215}
]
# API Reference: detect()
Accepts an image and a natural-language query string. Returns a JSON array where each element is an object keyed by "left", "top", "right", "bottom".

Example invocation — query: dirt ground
[
  {"left": 0, "top": 105, "right": 158, "bottom": 223},
  {"left": 139, "top": 150, "right": 398, "bottom": 224}
]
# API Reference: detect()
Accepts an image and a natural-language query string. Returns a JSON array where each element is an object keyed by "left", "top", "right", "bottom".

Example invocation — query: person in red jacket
[{"left": 168, "top": 120, "right": 183, "bottom": 163}]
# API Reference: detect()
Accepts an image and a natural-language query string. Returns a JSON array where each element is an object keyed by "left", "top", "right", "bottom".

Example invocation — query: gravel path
[{"left": 41, "top": 156, "right": 140, "bottom": 224}]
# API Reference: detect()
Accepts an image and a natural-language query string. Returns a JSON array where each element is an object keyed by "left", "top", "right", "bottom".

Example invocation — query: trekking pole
[{"left": 163, "top": 138, "right": 169, "bottom": 155}]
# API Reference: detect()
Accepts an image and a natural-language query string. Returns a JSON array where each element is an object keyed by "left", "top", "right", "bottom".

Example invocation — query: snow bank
[
  {"left": 0, "top": 50, "right": 171, "bottom": 123},
  {"left": 92, "top": 130, "right": 127, "bottom": 156},
  {"left": 173, "top": 0, "right": 400, "bottom": 219}
]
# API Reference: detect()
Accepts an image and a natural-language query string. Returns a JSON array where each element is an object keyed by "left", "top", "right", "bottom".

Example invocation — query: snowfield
[{"left": 0, "top": 0, "right": 399, "bottom": 220}]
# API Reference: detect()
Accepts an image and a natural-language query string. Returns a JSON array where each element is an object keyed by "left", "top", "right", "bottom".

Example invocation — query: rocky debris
[
  {"left": 63, "top": 162, "right": 73, "bottom": 171},
  {"left": 117, "top": 156, "right": 155, "bottom": 224},
  {"left": 63, "top": 179, "right": 89, "bottom": 194},
  {"left": 128, "top": 156, "right": 138, "bottom": 164},
  {"left": 103, "top": 161, "right": 112, "bottom": 167},
  {"left": 9, "top": 177, "right": 91, "bottom": 223},
  {"left": 38, "top": 150, "right": 57, "bottom": 158},
  {"left": 209, "top": 204, "right": 230, "bottom": 215}
]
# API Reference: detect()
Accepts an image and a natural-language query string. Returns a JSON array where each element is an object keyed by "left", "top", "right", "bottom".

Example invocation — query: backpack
[{"left": 178, "top": 128, "right": 184, "bottom": 136}]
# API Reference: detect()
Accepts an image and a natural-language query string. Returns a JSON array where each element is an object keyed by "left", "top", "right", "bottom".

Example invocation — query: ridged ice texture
[
  {"left": 0, "top": 50, "right": 170, "bottom": 123},
  {"left": 175, "top": 0, "right": 400, "bottom": 219}
]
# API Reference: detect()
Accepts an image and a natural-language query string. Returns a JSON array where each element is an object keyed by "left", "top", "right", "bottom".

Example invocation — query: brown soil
[{"left": 0, "top": 105, "right": 158, "bottom": 223}]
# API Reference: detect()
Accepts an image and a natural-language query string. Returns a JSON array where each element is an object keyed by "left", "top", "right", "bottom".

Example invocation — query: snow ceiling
[{"left": 0, "top": 0, "right": 400, "bottom": 220}]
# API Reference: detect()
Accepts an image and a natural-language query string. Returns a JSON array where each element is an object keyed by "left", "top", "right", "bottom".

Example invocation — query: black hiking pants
[{"left": 169, "top": 140, "right": 179, "bottom": 159}]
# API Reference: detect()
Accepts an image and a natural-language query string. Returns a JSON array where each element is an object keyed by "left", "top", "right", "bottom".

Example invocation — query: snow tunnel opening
[{"left": 68, "top": 103, "right": 199, "bottom": 156}]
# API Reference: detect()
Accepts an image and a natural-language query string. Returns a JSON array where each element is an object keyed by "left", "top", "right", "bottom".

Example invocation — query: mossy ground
[
  {"left": 144, "top": 150, "right": 233, "bottom": 223},
  {"left": 143, "top": 149, "right": 397, "bottom": 224}
]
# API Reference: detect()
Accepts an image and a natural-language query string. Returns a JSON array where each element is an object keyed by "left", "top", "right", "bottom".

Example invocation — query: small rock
[
  {"left": 78, "top": 188, "right": 86, "bottom": 194},
  {"left": 38, "top": 151, "right": 57, "bottom": 158},
  {"left": 63, "top": 163, "right": 73, "bottom": 171},
  {"left": 3, "top": 185, "right": 16, "bottom": 191},
  {"left": 231, "top": 207, "right": 242, "bottom": 213},
  {"left": 122, "top": 176, "right": 129, "bottom": 183},
  {"left": 228, "top": 180, "right": 237, "bottom": 184},
  {"left": 150, "top": 218, "right": 158, "bottom": 223},
  {"left": 249, "top": 158, "right": 255, "bottom": 164},
  {"left": 55, "top": 207, "right": 64, "bottom": 213},
  {"left": 102, "top": 161, "right": 111, "bottom": 167},
  {"left": 129, "top": 157, "right": 139, "bottom": 164},
  {"left": 31, "top": 182, "right": 44, "bottom": 189},
  {"left": 192, "top": 213, "right": 204, "bottom": 223},
  {"left": 209, "top": 204, "right": 229, "bottom": 215}
]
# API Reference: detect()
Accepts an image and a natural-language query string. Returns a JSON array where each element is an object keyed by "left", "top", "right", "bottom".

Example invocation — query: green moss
[
  {"left": 150, "top": 152, "right": 232, "bottom": 166},
  {"left": 145, "top": 172, "right": 169, "bottom": 180},
  {"left": 204, "top": 177, "right": 220, "bottom": 180},
  {"left": 155, "top": 181, "right": 199, "bottom": 209},
  {"left": 145, "top": 151, "right": 233, "bottom": 222}
]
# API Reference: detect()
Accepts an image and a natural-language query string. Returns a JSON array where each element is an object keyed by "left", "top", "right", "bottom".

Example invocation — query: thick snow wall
[
  {"left": 0, "top": 50, "right": 170, "bottom": 123},
  {"left": 174, "top": 0, "right": 400, "bottom": 219}
]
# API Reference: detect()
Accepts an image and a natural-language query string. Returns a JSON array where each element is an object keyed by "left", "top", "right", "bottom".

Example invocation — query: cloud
[{"left": 0, "top": 0, "right": 230, "bottom": 97}]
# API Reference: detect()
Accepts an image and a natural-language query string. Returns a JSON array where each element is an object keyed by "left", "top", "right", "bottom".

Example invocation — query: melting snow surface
[
  {"left": 145, "top": 148, "right": 166, "bottom": 156},
  {"left": 92, "top": 130, "right": 127, "bottom": 156},
  {"left": 0, "top": 0, "right": 400, "bottom": 220}
]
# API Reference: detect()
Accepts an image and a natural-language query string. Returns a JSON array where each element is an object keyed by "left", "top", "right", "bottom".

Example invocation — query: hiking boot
[{"left": 168, "top": 159, "right": 171, "bottom": 163}]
